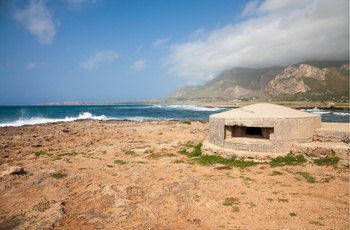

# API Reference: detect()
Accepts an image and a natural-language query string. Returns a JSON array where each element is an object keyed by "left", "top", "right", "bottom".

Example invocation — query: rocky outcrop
[
  {"left": 265, "top": 64, "right": 326, "bottom": 97},
  {"left": 0, "top": 166, "right": 27, "bottom": 178},
  {"left": 265, "top": 63, "right": 349, "bottom": 98},
  {"left": 341, "top": 63, "right": 350, "bottom": 70}
]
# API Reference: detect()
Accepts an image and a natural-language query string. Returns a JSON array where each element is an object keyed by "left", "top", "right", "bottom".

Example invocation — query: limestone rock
[
  {"left": 0, "top": 166, "right": 27, "bottom": 178},
  {"left": 266, "top": 64, "right": 326, "bottom": 96}
]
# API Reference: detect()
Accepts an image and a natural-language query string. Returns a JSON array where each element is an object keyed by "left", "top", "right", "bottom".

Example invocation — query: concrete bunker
[{"left": 205, "top": 103, "right": 322, "bottom": 156}]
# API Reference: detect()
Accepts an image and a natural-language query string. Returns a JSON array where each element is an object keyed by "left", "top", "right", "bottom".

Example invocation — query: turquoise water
[
  {"left": 0, "top": 104, "right": 226, "bottom": 127},
  {"left": 0, "top": 104, "right": 348, "bottom": 127}
]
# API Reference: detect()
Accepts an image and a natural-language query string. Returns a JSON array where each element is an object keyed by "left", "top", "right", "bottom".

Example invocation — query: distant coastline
[{"left": 39, "top": 100, "right": 350, "bottom": 110}]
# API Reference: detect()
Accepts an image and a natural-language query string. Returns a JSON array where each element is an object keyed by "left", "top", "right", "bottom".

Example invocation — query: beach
[{"left": 1, "top": 119, "right": 349, "bottom": 229}]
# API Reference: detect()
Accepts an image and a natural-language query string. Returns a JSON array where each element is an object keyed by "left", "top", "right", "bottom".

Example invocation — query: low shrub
[
  {"left": 270, "top": 153, "right": 306, "bottom": 167},
  {"left": 195, "top": 155, "right": 256, "bottom": 168},
  {"left": 313, "top": 156, "right": 340, "bottom": 166}
]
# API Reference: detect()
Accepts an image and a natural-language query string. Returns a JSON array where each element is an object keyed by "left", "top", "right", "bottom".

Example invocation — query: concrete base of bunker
[{"left": 201, "top": 140, "right": 287, "bottom": 163}]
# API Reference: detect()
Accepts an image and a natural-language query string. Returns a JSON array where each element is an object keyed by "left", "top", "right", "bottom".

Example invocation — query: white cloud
[
  {"left": 130, "top": 59, "right": 146, "bottom": 71},
  {"left": 80, "top": 50, "right": 119, "bottom": 69},
  {"left": 26, "top": 61, "right": 44, "bottom": 69},
  {"left": 153, "top": 38, "right": 169, "bottom": 47},
  {"left": 166, "top": 0, "right": 349, "bottom": 83},
  {"left": 241, "top": 0, "right": 260, "bottom": 17},
  {"left": 13, "top": 0, "right": 56, "bottom": 44},
  {"left": 66, "top": 0, "right": 101, "bottom": 10},
  {"left": 137, "top": 44, "right": 143, "bottom": 52}
]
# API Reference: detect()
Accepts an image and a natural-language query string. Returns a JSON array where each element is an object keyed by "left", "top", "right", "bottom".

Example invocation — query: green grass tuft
[
  {"left": 179, "top": 142, "right": 202, "bottom": 158},
  {"left": 309, "top": 220, "right": 325, "bottom": 226},
  {"left": 231, "top": 159, "right": 256, "bottom": 168},
  {"left": 313, "top": 156, "right": 340, "bottom": 166},
  {"left": 269, "top": 170, "right": 284, "bottom": 176},
  {"left": 296, "top": 171, "right": 316, "bottom": 183},
  {"left": 195, "top": 155, "right": 256, "bottom": 168},
  {"left": 52, "top": 173, "right": 67, "bottom": 179},
  {"left": 34, "top": 151, "right": 47, "bottom": 157},
  {"left": 270, "top": 153, "right": 306, "bottom": 167},
  {"left": 215, "top": 165, "right": 232, "bottom": 170},
  {"left": 232, "top": 206, "right": 240, "bottom": 212},
  {"left": 174, "top": 159, "right": 185, "bottom": 164},
  {"left": 195, "top": 155, "right": 229, "bottom": 165},
  {"left": 114, "top": 159, "right": 127, "bottom": 165},
  {"left": 147, "top": 153, "right": 176, "bottom": 159},
  {"left": 223, "top": 197, "right": 239, "bottom": 206},
  {"left": 277, "top": 198, "right": 289, "bottom": 202},
  {"left": 179, "top": 142, "right": 256, "bottom": 168},
  {"left": 57, "top": 152, "right": 81, "bottom": 157},
  {"left": 124, "top": 150, "right": 137, "bottom": 155}
]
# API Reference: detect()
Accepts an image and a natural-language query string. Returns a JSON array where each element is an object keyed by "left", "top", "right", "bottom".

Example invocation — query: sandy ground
[{"left": 0, "top": 120, "right": 349, "bottom": 229}]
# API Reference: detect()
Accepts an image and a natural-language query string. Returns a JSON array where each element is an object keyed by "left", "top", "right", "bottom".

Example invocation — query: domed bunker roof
[{"left": 210, "top": 103, "right": 318, "bottom": 119}]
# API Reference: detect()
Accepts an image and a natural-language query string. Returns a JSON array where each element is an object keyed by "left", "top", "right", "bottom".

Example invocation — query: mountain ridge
[{"left": 167, "top": 60, "right": 349, "bottom": 102}]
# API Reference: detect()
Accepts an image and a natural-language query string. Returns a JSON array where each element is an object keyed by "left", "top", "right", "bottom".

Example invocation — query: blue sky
[{"left": 0, "top": 0, "right": 349, "bottom": 105}]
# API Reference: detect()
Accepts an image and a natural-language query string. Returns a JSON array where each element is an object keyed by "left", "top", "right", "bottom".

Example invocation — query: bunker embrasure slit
[
  {"left": 225, "top": 125, "right": 274, "bottom": 139},
  {"left": 246, "top": 127, "right": 262, "bottom": 136}
]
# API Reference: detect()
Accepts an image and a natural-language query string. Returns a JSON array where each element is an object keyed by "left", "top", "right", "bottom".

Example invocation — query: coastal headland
[{"left": 0, "top": 119, "right": 349, "bottom": 229}]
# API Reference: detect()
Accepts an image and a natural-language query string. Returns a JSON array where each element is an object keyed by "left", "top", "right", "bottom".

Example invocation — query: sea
[{"left": 0, "top": 104, "right": 349, "bottom": 127}]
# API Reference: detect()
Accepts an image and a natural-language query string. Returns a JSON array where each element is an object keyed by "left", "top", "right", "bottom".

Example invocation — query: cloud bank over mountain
[{"left": 165, "top": 0, "right": 349, "bottom": 83}]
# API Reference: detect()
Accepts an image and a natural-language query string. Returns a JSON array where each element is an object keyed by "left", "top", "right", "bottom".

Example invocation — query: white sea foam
[
  {"left": 302, "top": 107, "right": 331, "bottom": 115},
  {"left": 333, "top": 112, "right": 350, "bottom": 116},
  {"left": 116, "top": 116, "right": 161, "bottom": 121},
  {"left": 0, "top": 112, "right": 107, "bottom": 127},
  {"left": 73, "top": 112, "right": 107, "bottom": 120},
  {"left": 156, "top": 104, "right": 223, "bottom": 112}
]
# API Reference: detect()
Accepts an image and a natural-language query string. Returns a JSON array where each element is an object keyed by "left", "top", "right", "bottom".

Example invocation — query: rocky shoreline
[{"left": 1, "top": 120, "right": 349, "bottom": 229}]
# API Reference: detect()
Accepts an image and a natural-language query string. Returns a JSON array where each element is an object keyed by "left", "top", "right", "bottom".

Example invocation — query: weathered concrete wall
[
  {"left": 209, "top": 103, "right": 321, "bottom": 153},
  {"left": 209, "top": 117, "right": 225, "bottom": 146},
  {"left": 209, "top": 117, "right": 321, "bottom": 153}
]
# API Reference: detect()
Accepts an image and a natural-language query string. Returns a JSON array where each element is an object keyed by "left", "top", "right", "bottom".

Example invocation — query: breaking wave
[
  {"left": 301, "top": 107, "right": 331, "bottom": 114},
  {"left": 0, "top": 112, "right": 107, "bottom": 127},
  {"left": 333, "top": 112, "right": 350, "bottom": 116}
]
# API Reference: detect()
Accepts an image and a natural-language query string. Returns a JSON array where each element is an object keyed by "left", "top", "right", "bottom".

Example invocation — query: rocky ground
[{"left": 0, "top": 120, "right": 349, "bottom": 229}]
